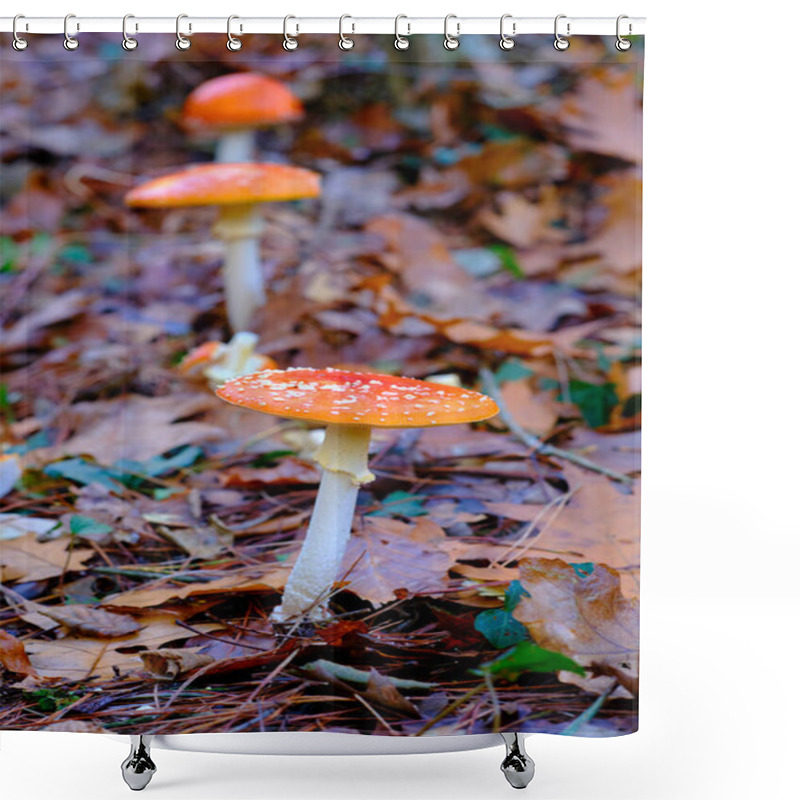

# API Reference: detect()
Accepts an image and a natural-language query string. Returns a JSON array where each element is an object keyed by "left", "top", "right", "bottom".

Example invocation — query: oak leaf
[{"left": 513, "top": 557, "right": 639, "bottom": 697}]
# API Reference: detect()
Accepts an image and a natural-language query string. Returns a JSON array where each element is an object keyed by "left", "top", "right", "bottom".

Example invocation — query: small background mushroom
[
  {"left": 182, "top": 73, "right": 303, "bottom": 163},
  {"left": 125, "top": 162, "right": 321, "bottom": 335}
]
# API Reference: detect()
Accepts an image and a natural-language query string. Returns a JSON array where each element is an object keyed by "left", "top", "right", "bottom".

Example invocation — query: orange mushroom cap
[
  {"left": 124, "top": 163, "right": 321, "bottom": 208},
  {"left": 178, "top": 341, "right": 222, "bottom": 374},
  {"left": 183, "top": 73, "right": 303, "bottom": 132},
  {"left": 215, "top": 367, "right": 499, "bottom": 428}
]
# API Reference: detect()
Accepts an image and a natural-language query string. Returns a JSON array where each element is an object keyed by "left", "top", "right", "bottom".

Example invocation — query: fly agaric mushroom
[
  {"left": 125, "top": 162, "right": 320, "bottom": 333},
  {"left": 179, "top": 332, "right": 277, "bottom": 386},
  {"left": 182, "top": 73, "right": 303, "bottom": 163},
  {"left": 216, "top": 367, "right": 499, "bottom": 622}
]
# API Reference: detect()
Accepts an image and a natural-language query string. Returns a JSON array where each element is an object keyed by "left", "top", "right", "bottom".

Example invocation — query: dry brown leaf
[
  {"left": 103, "top": 567, "right": 288, "bottom": 609},
  {"left": 24, "top": 613, "right": 224, "bottom": 680},
  {"left": 42, "top": 720, "right": 108, "bottom": 733},
  {"left": 0, "top": 290, "right": 87, "bottom": 353},
  {"left": 363, "top": 668, "right": 419, "bottom": 716},
  {"left": 0, "top": 533, "right": 95, "bottom": 583},
  {"left": 559, "top": 73, "right": 642, "bottom": 163},
  {"left": 500, "top": 380, "right": 559, "bottom": 437},
  {"left": 0, "top": 629, "right": 39, "bottom": 677},
  {"left": 573, "top": 173, "right": 642, "bottom": 276},
  {"left": 139, "top": 647, "right": 214, "bottom": 680},
  {"left": 219, "top": 458, "right": 320, "bottom": 487},
  {"left": 156, "top": 524, "right": 233, "bottom": 560},
  {"left": 27, "top": 602, "right": 140, "bottom": 638},
  {"left": 341, "top": 518, "right": 455, "bottom": 606},
  {"left": 27, "top": 393, "right": 225, "bottom": 465},
  {"left": 478, "top": 192, "right": 549, "bottom": 248},
  {"left": 538, "top": 467, "right": 640, "bottom": 592},
  {"left": 513, "top": 557, "right": 639, "bottom": 697}
]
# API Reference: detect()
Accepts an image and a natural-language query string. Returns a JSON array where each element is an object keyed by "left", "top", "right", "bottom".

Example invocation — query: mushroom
[
  {"left": 215, "top": 367, "right": 499, "bottom": 622},
  {"left": 125, "top": 162, "right": 320, "bottom": 333},
  {"left": 182, "top": 73, "right": 303, "bottom": 163},
  {"left": 179, "top": 332, "right": 277, "bottom": 386}
]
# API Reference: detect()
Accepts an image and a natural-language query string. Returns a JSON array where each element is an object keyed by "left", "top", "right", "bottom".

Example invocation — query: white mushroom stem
[
  {"left": 203, "top": 331, "right": 260, "bottom": 386},
  {"left": 213, "top": 204, "right": 268, "bottom": 333},
  {"left": 272, "top": 424, "right": 374, "bottom": 622},
  {"left": 216, "top": 129, "right": 257, "bottom": 163}
]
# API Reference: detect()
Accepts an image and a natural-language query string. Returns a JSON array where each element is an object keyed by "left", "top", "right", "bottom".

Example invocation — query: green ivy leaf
[
  {"left": 368, "top": 490, "right": 427, "bottom": 518},
  {"left": 69, "top": 515, "right": 113, "bottom": 540},
  {"left": 474, "top": 641, "right": 585, "bottom": 681},
  {"left": 475, "top": 608, "right": 529, "bottom": 649},
  {"left": 563, "top": 379, "right": 619, "bottom": 428}
]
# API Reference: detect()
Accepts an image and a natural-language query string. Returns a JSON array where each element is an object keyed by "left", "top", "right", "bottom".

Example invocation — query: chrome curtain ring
[
  {"left": 394, "top": 15, "right": 410, "bottom": 50},
  {"left": 553, "top": 14, "right": 570, "bottom": 51},
  {"left": 283, "top": 15, "right": 299, "bottom": 51},
  {"left": 122, "top": 14, "right": 138, "bottom": 51},
  {"left": 227, "top": 15, "right": 243, "bottom": 51},
  {"left": 63, "top": 13, "right": 79, "bottom": 50},
  {"left": 12, "top": 14, "right": 28, "bottom": 51},
  {"left": 443, "top": 14, "right": 460, "bottom": 51},
  {"left": 499, "top": 14, "right": 515, "bottom": 50},
  {"left": 616, "top": 14, "right": 632, "bottom": 51},
  {"left": 339, "top": 14, "right": 355, "bottom": 50},
  {"left": 175, "top": 14, "right": 191, "bottom": 50}
]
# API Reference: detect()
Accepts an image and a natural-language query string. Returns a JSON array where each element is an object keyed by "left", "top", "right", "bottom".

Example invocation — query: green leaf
[
  {"left": 251, "top": 450, "right": 297, "bottom": 467},
  {"left": 563, "top": 379, "right": 619, "bottom": 428},
  {"left": 69, "top": 515, "right": 113, "bottom": 540},
  {"left": 504, "top": 579, "right": 531, "bottom": 612},
  {"left": 487, "top": 244, "right": 525, "bottom": 279},
  {"left": 475, "top": 608, "right": 529, "bottom": 649},
  {"left": 569, "top": 562, "right": 595, "bottom": 578},
  {"left": 368, "top": 490, "right": 427, "bottom": 518},
  {"left": 115, "top": 445, "right": 203, "bottom": 479},
  {"left": 44, "top": 459, "right": 126, "bottom": 490},
  {"left": 494, "top": 360, "right": 534, "bottom": 385},
  {"left": 474, "top": 641, "right": 585, "bottom": 681}
]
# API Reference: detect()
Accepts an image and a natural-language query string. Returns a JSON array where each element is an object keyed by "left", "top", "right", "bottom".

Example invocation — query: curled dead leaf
[
  {"left": 139, "top": 647, "right": 214, "bottom": 680},
  {"left": 0, "top": 629, "right": 39, "bottom": 678}
]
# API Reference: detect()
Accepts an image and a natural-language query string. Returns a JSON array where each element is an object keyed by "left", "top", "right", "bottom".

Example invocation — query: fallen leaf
[
  {"left": 42, "top": 720, "right": 108, "bottom": 732},
  {"left": 513, "top": 557, "right": 639, "bottom": 697},
  {"left": 26, "top": 602, "right": 140, "bottom": 638},
  {"left": 0, "top": 290, "right": 87, "bottom": 353},
  {"left": 0, "top": 629, "right": 39, "bottom": 677},
  {"left": 0, "top": 454, "right": 22, "bottom": 498},
  {"left": 340, "top": 518, "right": 456, "bottom": 606},
  {"left": 0, "top": 513, "right": 60, "bottom": 541},
  {"left": 538, "top": 467, "right": 640, "bottom": 592},
  {"left": 27, "top": 393, "right": 225, "bottom": 465},
  {"left": 156, "top": 524, "right": 233, "bottom": 561},
  {"left": 219, "top": 457, "right": 320, "bottom": 487},
  {"left": 0, "top": 533, "right": 95, "bottom": 583},
  {"left": 24, "top": 613, "right": 224, "bottom": 681},
  {"left": 478, "top": 192, "right": 550, "bottom": 248},
  {"left": 139, "top": 647, "right": 215, "bottom": 680},
  {"left": 363, "top": 668, "right": 420, "bottom": 715},
  {"left": 103, "top": 567, "right": 288, "bottom": 609}
]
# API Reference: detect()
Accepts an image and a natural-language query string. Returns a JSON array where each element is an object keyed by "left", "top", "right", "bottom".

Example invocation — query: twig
[
  {"left": 353, "top": 693, "right": 398, "bottom": 734},
  {"left": 479, "top": 367, "right": 632, "bottom": 484},
  {"left": 414, "top": 681, "right": 487, "bottom": 736}
]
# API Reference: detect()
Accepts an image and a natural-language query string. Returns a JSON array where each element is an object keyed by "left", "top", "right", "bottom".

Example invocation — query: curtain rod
[{"left": 1, "top": 16, "right": 646, "bottom": 36}]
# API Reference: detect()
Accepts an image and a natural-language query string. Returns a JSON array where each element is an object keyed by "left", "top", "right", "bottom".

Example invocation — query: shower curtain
[{"left": 0, "top": 30, "right": 643, "bottom": 739}]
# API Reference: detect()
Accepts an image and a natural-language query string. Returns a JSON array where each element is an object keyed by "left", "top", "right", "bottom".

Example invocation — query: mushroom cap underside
[
  {"left": 216, "top": 367, "right": 499, "bottom": 428},
  {"left": 125, "top": 163, "right": 321, "bottom": 208}
]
